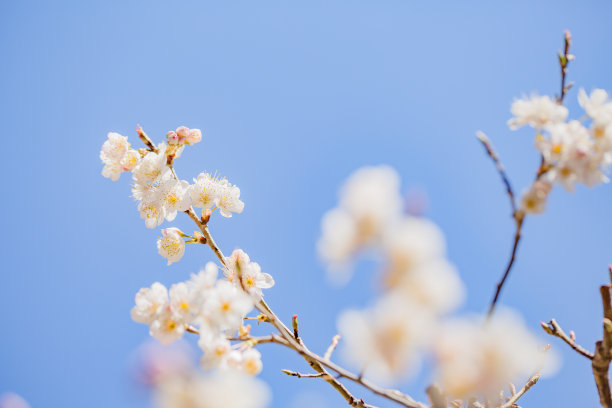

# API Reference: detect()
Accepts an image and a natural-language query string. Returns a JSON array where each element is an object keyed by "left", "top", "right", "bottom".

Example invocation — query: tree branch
[
  {"left": 541, "top": 319, "right": 594, "bottom": 360},
  {"left": 499, "top": 374, "right": 540, "bottom": 408}
]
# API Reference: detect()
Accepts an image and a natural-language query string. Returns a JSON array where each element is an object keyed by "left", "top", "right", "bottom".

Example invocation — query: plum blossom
[
  {"left": 433, "top": 310, "right": 555, "bottom": 399},
  {"left": 131, "top": 282, "right": 169, "bottom": 325},
  {"left": 223, "top": 250, "right": 274, "bottom": 299},
  {"left": 157, "top": 228, "right": 186, "bottom": 265},
  {"left": 337, "top": 293, "right": 432, "bottom": 383},
  {"left": 507, "top": 95, "right": 568, "bottom": 130}
]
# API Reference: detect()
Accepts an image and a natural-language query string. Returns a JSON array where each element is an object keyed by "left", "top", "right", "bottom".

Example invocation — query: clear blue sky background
[{"left": 2, "top": 1, "right": 612, "bottom": 407}]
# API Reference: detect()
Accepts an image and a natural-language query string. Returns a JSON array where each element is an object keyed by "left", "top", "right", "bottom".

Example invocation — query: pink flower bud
[
  {"left": 175, "top": 126, "right": 190, "bottom": 142},
  {"left": 166, "top": 131, "right": 180, "bottom": 145},
  {"left": 186, "top": 128, "right": 202, "bottom": 145}
]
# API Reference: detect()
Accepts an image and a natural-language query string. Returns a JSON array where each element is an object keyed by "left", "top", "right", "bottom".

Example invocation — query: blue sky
[{"left": 1, "top": 1, "right": 612, "bottom": 407}]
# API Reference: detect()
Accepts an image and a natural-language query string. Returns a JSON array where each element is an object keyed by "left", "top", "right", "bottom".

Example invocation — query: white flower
[
  {"left": 507, "top": 95, "right": 568, "bottom": 130},
  {"left": 317, "top": 208, "right": 358, "bottom": 275},
  {"left": 139, "top": 199, "right": 166, "bottom": 229},
  {"left": 188, "top": 262, "right": 219, "bottom": 307},
  {"left": 102, "top": 161, "right": 122, "bottom": 181},
  {"left": 159, "top": 179, "right": 191, "bottom": 221},
  {"left": 394, "top": 259, "right": 465, "bottom": 315},
  {"left": 205, "top": 281, "right": 254, "bottom": 333},
  {"left": 217, "top": 180, "right": 245, "bottom": 218},
  {"left": 240, "top": 348, "right": 263, "bottom": 376},
  {"left": 223, "top": 250, "right": 274, "bottom": 299},
  {"left": 133, "top": 146, "right": 170, "bottom": 186},
  {"left": 337, "top": 293, "right": 432, "bottom": 383},
  {"left": 382, "top": 216, "right": 446, "bottom": 285},
  {"left": 154, "top": 372, "right": 270, "bottom": 408},
  {"left": 150, "top": 308, "right": 186, "bottom": 346},
  {"left": 157, "top": 228, "right": 186, "bottom": 265},
  {"left": 520, "top": 180, "right": 552, "bottom": 214},
  {"left": 433, "top": 310, "right": 554, "bottom": 399},
  {"left": 121, "top": 148, "right": 140, "bottom": 172},
  {"left": 131, "top": 282, "right": 169, "bottom": 325},
  {"left": 317, "top": 165, "right": 403, "bottom": 277},
  {"left": 579, "top": 88, "right": 612, "bottom": 127},
  {"left": 101, "top": 132, "right": 129, "bottom": 162},
  {"left": 199, "top": 333, "right": 233, "bottom": 370},
  {"left": 170, "top": 282, "right": 194, "bottom": 322},
  {"left": 189, "top": 173, "right": 221, "bottom": 210}
]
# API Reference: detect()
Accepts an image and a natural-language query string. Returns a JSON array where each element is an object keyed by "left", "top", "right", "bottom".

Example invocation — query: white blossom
[
  {"left": 337, "top": 293, "right": 432, "bottom": 383},
  {"left": 198, "top": 333, "right": 233, "bottom": 370},
  {"left": 224, "top": 250, "right": 274, "bottom": 299},
  {"left": 519, "top": 179, "right": 552, "bottom": 214},
  {"left": 154, "top": 372, "right": 270, "bottom": 408},
  {"left": 0, "top": 393, "right": 30, "bottom": 408},
  {"left": 507, "top": 95, "right": 568, "bottom": 130},
  {"left": 240, "top": 348, "right": 263, "bottom": 376},
  {"left": 170, "top": 282, "right": 195, "bottom": 322},
  {"left": 217, "top": 180, "right": 245, "bottom": 217},
  {"left": 159, "top": 179, "right": 191, "bottom": 221},
  {"left": 394, "top": 259, "right": 465, "bottom": 315},
  {"left": 382, "top": 216, "right": 446, "bottom": 285},
  {"left": 139, "top": 199, "right": 166, "bottom": 229},
  {"left": 205, "top": 281, "right": 254, "bottom": 333},
  {"left": 578, "top": 88, "right": 612, "bottom": 127},
  {"left": 433, "top": 310, "right": 554, "bottom": 399},
  {"left": 121, "top": 149, "right": 141, "bottom": 172},
  {"left": 150, "top": 307, "right": 186, "bottom": 346},
  {"left": 317, "top": 165, "right": 403, "bottom": 276},
  {"left": 101, "top": 132, "right": 129, "bottom": 162},
  {"left": 102, "top": 161, "right": 122, "bottom": 181},
  {"left": 133, "top": 145, "right": 170, "bottom": 187},
  {"left": 157, "top": 228, "right": 186, "bottom": 265},
  {"left": 131, "top": 282, "right": 169, "bottom": 325},
  {"left": 189, "top": 173, "right": 221, "bottom": 210},
  {"left": 186, "top": 128, "right": 202, "bottom": 145}
]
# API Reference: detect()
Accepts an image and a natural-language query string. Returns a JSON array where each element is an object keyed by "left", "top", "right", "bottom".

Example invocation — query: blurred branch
[
  {"left": 476, "top": 131, "right": 525, "bottom": 318},
  {"left": 556, "top": 30, "right": 574, "bottom": 104},
  {"left": 499, "top": 374, "right": 540, "bottom": 408}
]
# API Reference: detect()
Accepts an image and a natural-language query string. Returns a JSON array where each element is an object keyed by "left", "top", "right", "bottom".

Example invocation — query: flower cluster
[
  {"left": 507, "top": 90, "right": 612, "bottom": 213},
  {"left": 320, "top": 166, "right": 549, "bottom": 398},
  {"left": 99, "top": 126, "right": 244, "bottom": 231},
  {"left": 100, "top": 132, "right": 140, "bottom": 181},
  {"left": 131, "top": 256, "right": 273, "bottom": 376}
]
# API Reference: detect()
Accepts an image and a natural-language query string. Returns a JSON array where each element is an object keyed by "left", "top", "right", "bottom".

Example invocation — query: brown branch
[
  {"left": 541, "top": 319, "right": 594, "bottom": 360},
  {"left": 593, "top": 284, "right": 612, "bottom": 408},
  {"left": 477, "top": 131, "right": 526, "bottom": 318},
  {"left": 556, "top": 30, "right": 573, "bottom": 104},
  {"left": 324, "top": 334, "right": 341, "bottom": 361},
  {"left": 282, "top": 370, "right": 334, "bottom": 379},
  {"left": 136, "top": 125, "right": 158, "bottom": 153},
  {"left": 499, "top": 374, "right": 541, "bottom": 408}
]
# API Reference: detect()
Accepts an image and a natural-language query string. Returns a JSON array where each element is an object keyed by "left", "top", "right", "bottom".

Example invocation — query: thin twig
[
  {"left": 476, "top": 131, "right": 525, "bottom": 318},
  {"left": 282, "top": 370, "right": 332, "bottom": 379},
  {"left": 541, "top": 319, "right": 594, "bottom": 360},
  {"left": 557, "top": 30, "right": 573, "bottom": 104},
  {"left": 499, "top": 374, "right": 541, "bottom": 408},
  {"left": 324, "top": 334, "right": 341, "bottom": 361},
  {"left": 476, "top": 132, "right": 516, "bottom": 215}
]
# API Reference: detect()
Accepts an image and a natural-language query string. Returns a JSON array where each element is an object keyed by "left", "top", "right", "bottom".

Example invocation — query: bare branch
[
  {"left": 476, "top": 131, "right": 517, "bottom": 215},
  {"left": 556, "top": 30, "right": 573, "bottom": 104},
  {"left": 324, "top": 334, "right": 341, "bottom": 361},
  {"left": 281, "top": 370, "right": 332, "bottom": 379},
  {"left": 541, "top": 319, "right": 594, "bottom": 360},
  {"left": 499, "top": 374, "right": 541, "bottom": 408}
]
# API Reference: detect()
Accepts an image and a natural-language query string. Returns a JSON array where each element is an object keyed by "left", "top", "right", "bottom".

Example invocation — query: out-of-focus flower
[
  {"left": 337, "top": 292, "right": 432, "bottom": 383},
  {"left": 131, "top": 282, "right": 169, "bottom": 325},
  {"left": 507, "top": 95, "right": 568, "bottom": 130},
  {"left": 154, "top": 372, "right": 270, "bottom": 408},
  {"left": 433, "top": 309, "right": 556, "bottom": 399}
]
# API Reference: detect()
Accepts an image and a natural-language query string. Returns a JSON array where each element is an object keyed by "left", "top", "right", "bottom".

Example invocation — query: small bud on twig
[{"left": 292, "top": 314, "right": 299, "bottom": 339}]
